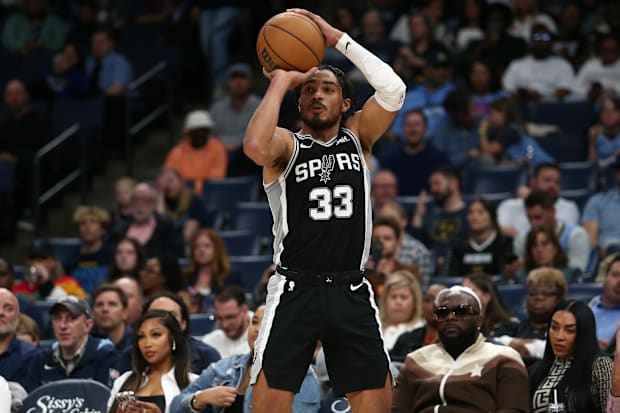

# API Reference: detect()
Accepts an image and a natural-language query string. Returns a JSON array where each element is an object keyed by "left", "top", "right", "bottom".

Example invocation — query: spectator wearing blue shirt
[
  {"left": 25, "top": 295, "right": 118, "bottom": 391},
  {"left": 65, "top": 205, "right": 114, "bottom": 296},
  {"left": 589, "top": 255, "right": 620, "bottom": 349},
  {"left": 390, "top": 49, "right": 454, "bottom": 140},
  {"left": 583, "top": 159, "right": 620, "bottom": 255},
  {"left": 0, "top": 288, "right": 36, "bottom": 388},
  {"left": 85, "top": 28, "right": 132, "bottom": 97},
  {"left": 382, "top": 109, "right": 451, "bottom": 197},
  {"left": 432, "top": 88, "right": 483, "bottom": 170}
]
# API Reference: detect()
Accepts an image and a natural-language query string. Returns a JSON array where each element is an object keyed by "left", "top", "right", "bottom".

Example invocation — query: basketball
[{"left": 256, "top": 12, "right": 325, "bottom": 72}]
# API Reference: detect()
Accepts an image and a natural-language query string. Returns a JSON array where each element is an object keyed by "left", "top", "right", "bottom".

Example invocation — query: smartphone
[
  {"left": 116, "top": 391, "right": 136, "bottom": 410},
  {"left": 370, "top": 241, "right": 383, "bottom": 264}
]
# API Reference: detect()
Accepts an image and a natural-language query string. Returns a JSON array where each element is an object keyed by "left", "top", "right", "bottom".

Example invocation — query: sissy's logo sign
[{"left": 26, "top": 395, "right": 102, "bottom": 413}]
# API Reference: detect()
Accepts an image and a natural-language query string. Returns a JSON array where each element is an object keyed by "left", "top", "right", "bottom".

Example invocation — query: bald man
[
  {"left": 0, "top": 288, "right": 36, "bottom": 387},
  {"left": 392, "top": 286, "right": 529, "bottom": 413}
]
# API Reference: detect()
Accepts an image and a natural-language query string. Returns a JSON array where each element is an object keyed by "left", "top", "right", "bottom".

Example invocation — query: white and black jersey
[{"left": 265, "top": 127, "right": 372, "bottom": 272}]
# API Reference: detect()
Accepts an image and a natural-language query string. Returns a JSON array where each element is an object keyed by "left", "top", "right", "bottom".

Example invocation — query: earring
[
  {"left": 298, "top": 105, "right": 301, "bottom": 112},
  {"left": 172, "top": 341, "right": 176, "bottom": 351}
]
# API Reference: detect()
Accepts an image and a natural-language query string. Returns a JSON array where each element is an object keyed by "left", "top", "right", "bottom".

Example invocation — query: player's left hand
[
  {"left": 286, "top": 8, "right": 342, "bottom": 47},
  {"left": 262, "top": 66, "right": 317, "bottom": 89}
]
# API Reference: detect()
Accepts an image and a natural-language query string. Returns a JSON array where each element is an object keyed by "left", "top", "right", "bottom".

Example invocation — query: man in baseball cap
[
  {"left": 163, "top": 109, "right": 228, "bottom": 194},
  {"left": 24, "top": 295, "right": 117, "bottom": 391}
]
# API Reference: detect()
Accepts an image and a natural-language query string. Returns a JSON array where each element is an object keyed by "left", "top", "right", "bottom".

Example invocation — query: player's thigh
[{"left": 252, "top": 370, "right": 295, "bottom": 413}]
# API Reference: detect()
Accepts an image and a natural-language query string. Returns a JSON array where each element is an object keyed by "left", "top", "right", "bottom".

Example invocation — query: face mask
[{"left": 189, "top": 130, "right": 209, "bottom": 148}]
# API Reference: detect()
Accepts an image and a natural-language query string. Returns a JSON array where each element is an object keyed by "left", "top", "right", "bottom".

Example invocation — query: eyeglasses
[
  {"left": 532, "top": 33, "right": 552, "bottom": 42},
  {"left": 527, "top": 289, "right": 559, "bottom": 298},
  {"left": 434, "top": 304, "right": 479, "bottom": 320}
]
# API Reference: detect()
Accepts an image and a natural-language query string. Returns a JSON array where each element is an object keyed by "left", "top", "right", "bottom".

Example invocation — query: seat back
[
  {"left": 559, "top": 161, "right": 597, "bottom": 191},
  {"left": 20, "top": 378, "right": 111, "bottom": 413},
  {"left": 34, "top": 237, "right": 81, "bottom": 267},
  {"left": 189, "top": 312, "right": 216, "bottom": 337},
  {"left": 229, "top": 255, "right": 273, "bottom": 293},
  {"left": 465, "top": 164, "right": 526, "bottom": 195},
  {"left": 202, "top": 177, "right": 260, "bottom": 211},
  {"left": 231, "top": 202, "right": 274, "bottom": 241},
  {"left": 567, "top": 283, "right": 602, "bottom": 304},
  {"left": 220, "top": 230, "right": 261, "bottom": 256},
  {"left": 498, "top": 284, "right": 528, "bottom": 319}
]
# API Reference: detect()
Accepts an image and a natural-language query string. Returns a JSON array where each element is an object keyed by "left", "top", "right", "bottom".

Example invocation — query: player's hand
[
  {"left": 286, "top": 8, "right": 342, "bottom": 47},
  {"left": 262, "top": 66, "right": 317, "bottom": 90}
]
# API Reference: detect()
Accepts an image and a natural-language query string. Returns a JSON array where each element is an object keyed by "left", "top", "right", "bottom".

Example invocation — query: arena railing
[
  {"left": 32, "top": 123, "right": 86, "bottom": 235},
  {"left": 125, "top": 60, "right": 174, "bottom": 176}
]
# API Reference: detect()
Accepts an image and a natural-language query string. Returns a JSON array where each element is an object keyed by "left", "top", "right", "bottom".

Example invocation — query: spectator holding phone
[{"left": 108, "top": 310, "right": 198, "bottom": 413}]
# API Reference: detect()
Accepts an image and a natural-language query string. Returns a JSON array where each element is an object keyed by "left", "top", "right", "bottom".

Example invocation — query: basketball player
[{"left": 242, "top": 8, "right": 405, "bottom": 413}]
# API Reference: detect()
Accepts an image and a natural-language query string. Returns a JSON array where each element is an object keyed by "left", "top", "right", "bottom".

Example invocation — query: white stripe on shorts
[{"left": 250, "top": 272, "right": 287, "bottom": 385}]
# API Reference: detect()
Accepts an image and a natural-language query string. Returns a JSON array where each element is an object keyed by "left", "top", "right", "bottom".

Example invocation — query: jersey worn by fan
[{"left": 266, "top": 127, "right": 371, "bottom": 272}]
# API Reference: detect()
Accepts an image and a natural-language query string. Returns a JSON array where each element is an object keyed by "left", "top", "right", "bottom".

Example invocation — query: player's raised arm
[
  {"left": 289, "top": 8, "right": 406, "bottom": 149},
  {"left": 243, "top": 67, "right": 316, "bottom": 170}
]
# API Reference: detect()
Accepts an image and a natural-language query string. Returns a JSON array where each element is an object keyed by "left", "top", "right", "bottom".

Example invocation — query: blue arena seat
[
  {"left": 464, "top": 164, "right": 526, "bottom": 195},
  {"left": 189, "top": 312, "right": 216, "bottom": 337},
  {"left": 31, "top": 300, "right": 55, "bottom": 340},
  {"left": 0, "top": 161, "right": 15, "bottom": 192},
  {"left": 523, "top": 100, "right": 596, "bottom": 135},
  {"left": 21, "top": 379, "right": 111, "bottom": 413},
  {"left": 34, "top": 237, "right": 81, "bottom": 267},
  {"left": 567, "top": 283, "right": 601, "bottom": 304},
  {"left": 231, "top": 202, "right": 273, "bottom": 242},
  {"left": 498, "top": 284, "right": 528, "bottom": 318},
  {"left": 559, "top": 189, "right": 593, "bottom": 212},
  {"left": 229, "top": 255, "right": 273, "bottom": 293},
  {"left": 202, "top": 176, "right": 260, "bottom": 211},
  {"left": 220, "top": 230, "right": 261, "bottom": 256},
  {"left": 559, "top": 161, "right": 597, "bottom": 191}
]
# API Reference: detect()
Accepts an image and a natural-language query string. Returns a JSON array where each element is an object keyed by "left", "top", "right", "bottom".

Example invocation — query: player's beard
[{"left": 302, "top": 111, "right": 341, "bottom": 131}]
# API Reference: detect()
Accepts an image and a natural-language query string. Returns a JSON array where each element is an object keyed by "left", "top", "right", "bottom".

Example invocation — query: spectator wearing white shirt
[
  {"left": 574, "top": 34, "right": 620, "bottom": 101},
  {"left": 502, "top": 23, "right": 574, "bottom": 102},
  {"left": 497, "top": 162, "right": 580, "bottom": 239},
  {"left": 201, "top": 285, "right": 251, "bottom": 358}
]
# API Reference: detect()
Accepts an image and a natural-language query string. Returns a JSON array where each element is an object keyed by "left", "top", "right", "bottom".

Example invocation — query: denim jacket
[{"left": 169, "top": 352, "right": 320, "bottom": 413}]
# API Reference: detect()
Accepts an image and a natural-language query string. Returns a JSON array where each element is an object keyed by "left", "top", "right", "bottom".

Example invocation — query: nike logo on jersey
[
  {"left": 345, "top": 41, "right": 351, "bottom": 53},
  {"left": 295, "top": 152, "right": 361, "bottom": 183},
  {"left": 350, "top": 281, "right": 364, "bottom": 291},
  {"left": 299, "top": 141, "right": 313, "bottom": 149}
]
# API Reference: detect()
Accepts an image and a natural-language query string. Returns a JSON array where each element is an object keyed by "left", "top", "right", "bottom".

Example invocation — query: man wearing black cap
[
  {"left": 210, "top": 62, "right": 261, "bottom": 152},
  {"left": 25, "top": 295, "right": 117, "bottom": 391}
]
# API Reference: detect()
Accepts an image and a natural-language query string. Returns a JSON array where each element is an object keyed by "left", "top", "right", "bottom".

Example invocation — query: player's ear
[{"left": 341, "top": 97, "right": 352, "bottom": 113}]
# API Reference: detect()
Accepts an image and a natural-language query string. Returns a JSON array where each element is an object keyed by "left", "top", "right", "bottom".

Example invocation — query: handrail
[
  {"left": 32, "top": 123, "right": 85, "bottom": 235},
  {"left": 125, "top": 59, "right": 174, "bottom": 176},
  {"left": 129, "top": 61, "right": 167, "bottom": 91}
]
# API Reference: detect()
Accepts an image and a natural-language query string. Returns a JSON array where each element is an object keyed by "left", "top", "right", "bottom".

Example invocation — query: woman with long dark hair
[
  {"left": 108, "top": 310, "right": 197, "bottom": 413},
  {"left": 462, "top": 272, "right": 514, "bottom": 336},
  {"left": 530, "top": 300, "right": 613, "bottom": 412},
  {"left": 523, "top": 225, "right": 582, "bottom": 283},
  {"left": 108, "top": 237, "right": 146, "bottom": 281}
]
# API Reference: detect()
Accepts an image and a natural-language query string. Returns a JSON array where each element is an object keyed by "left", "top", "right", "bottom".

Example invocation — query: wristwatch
[{"left": 190, "top": 393, "right": 202, "bottom": 411}]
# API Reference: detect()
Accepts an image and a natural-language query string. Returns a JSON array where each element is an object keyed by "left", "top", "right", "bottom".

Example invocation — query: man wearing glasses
[{"left": 392, "top": 286, "right": 529, "bottom": 413}]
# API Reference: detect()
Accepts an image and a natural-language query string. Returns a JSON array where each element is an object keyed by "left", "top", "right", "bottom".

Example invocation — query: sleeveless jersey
[{"left": 265, "top": 128, "right": 372, "bottom": 272}]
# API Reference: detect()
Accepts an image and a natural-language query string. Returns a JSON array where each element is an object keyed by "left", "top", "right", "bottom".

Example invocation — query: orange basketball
[{"left": 256, "top": 12, "right": 325, "bottom": 72}]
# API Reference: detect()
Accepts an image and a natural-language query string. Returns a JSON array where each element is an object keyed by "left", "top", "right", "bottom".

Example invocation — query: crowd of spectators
[{"left": 1, "top": 0, "right": 620, "bottom": 412}]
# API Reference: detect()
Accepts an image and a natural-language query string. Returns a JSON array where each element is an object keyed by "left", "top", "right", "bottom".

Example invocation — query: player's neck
[{"left": 300, "top": 124, "right": 340, "bottom": 142}]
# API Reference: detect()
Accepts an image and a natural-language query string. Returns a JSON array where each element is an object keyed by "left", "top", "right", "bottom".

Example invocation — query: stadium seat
[
  {"left": 582, "top": 247, "right": 600, "bottom": 282},
  {"left": 230, "top": 202, "right": 273, "bottom": 241},
  {"left": 31, "top": 300, "right": 54, "bottom": 340},
  {"left": 559, "top": 189, "right": 593, "bottom": 212},
  {"left": 429, "top": 276, "right": 464, "bottom": 287},
  {"left": 21, "top": 379, "right": 111, "bottom": 413},
  {"left": 559, "top": 161, "right": 597, "bottom": 191},
  {"left": 202, "top": 177, "right": 260, "bottom": 211},
  {"left": 0, "top": 161, "right": 15, "bottom": 192},
  {"left": 567, "top": 283, "right": 601, "bottom": 304},
  {"left": 463, "top": 192, "right": 512, "bottom": 206},
  {"left": 464, "top": 164, "right": 526, "bottom": 195},
  {"left": 51, "top": 98, "right": 104, "bottom": 133},
  {"left": 523, "top": 100, "right": 596, "bottom": 135},
  {"left": 229, "top": 255, "right": 273, "bottom": 293},
  {"left": 220, "top": 230, "right": 261, "bottom": 256},
  {"left": 536, "top": 132, "right": 587, "bottom": 163},
  {"left": 189, "top": 312, "right": 216, "bottom": 336},
  {"left": 34, "top": 237, "right": 81, "bottom": 266},
  {"left": 498, "top": 284, "right": 527, "bottom": 318}
]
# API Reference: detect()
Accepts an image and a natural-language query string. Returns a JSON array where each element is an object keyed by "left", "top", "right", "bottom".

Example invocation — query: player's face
[{"left": 298, "top": 70, "right": 350, "bottom": 131}]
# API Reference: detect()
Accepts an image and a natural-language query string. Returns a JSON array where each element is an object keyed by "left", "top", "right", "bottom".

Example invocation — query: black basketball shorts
[{"left": 250, "top": 271, "right": 390, "bottom": 396}]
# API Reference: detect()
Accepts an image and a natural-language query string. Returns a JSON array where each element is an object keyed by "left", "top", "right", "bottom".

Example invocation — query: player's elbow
[
  {"left": 243, "top": 135, "right": 270, "bottom": 166},
  {"left": 374, "top": 75, "right": 406, "bottom": 112}
]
